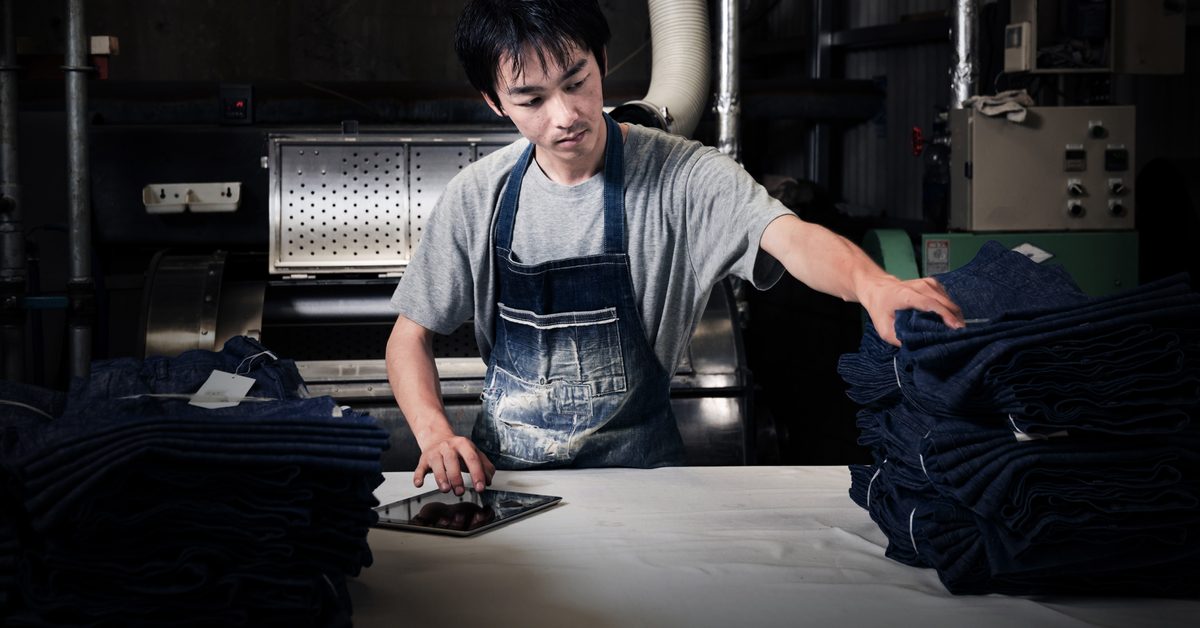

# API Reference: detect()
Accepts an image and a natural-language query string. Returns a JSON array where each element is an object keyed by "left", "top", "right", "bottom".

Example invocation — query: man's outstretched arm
[
  {"left": 386, "top": 313, "right": 495, "bottom": 494},
  {"left": 759, "top": 215, "right": 964, "bottom": 346}
]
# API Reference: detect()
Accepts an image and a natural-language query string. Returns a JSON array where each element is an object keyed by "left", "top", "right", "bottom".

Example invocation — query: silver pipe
[
  {"left": 716, "top": 0, "right": 740, "bottom": 163},
  {"left": 65, "top": 0, "right": 93, "bottom": 379},
  {"left": 1, "top": 0, "right": 25, "bottom": 381},
  {"left": 950, "top": 0, "right": 978, "bottom": 109}
]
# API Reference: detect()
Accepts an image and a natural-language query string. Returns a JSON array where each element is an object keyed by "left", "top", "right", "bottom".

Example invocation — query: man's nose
[{"left": 550, "top": 93, "right": 578, "bottom": 129}]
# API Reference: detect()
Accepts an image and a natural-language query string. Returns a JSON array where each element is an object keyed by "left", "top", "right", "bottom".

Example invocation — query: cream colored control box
[{"left": 949, "top": 106, "right": 1135, "bottom": 232}]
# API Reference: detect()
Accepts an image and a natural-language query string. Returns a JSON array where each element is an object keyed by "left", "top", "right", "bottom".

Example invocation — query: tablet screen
[{"left": 373, "top": 488, "right": 561, "bottom": 536}]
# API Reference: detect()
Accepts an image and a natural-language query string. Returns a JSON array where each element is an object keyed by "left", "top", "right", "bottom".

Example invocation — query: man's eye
[
  {"left": 570, "top": 79, "right": 585, "bottom": 89},
  {"left": 519, "top": 98, "right": 541, "bottom": 107}
]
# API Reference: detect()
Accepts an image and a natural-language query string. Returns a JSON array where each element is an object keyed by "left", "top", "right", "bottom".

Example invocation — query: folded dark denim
[
  {"left": 928, "top": 241, "right": 1090, "bottom": 322},
  {"left": 854, "top": 460, "right": 1200, "bottom": 595},
  {"left": 16, "top": 548, "right": 351, "bottom": 628},
  {"left": 1, "top": 338, "right": 384, "bottom": 626},
  {"left": 899, "top": 271, "right": 1193, "bottom": 350},
  {"left": 0, "top": 381, "right": 65, "bottom": 430},
  {"left": 922, "top": 424, "right": 1200, "bottom": 515},
  {"left": 899, "top": 302, "right": 1200, "bottom": 419},
  {"left": 68, "top": 336, "right": 310, "bottom": 408}
]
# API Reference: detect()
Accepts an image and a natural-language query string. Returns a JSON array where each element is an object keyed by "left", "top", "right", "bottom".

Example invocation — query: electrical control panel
[{"left": 949, "top": 106, "right": 1135, "bottom": 232}]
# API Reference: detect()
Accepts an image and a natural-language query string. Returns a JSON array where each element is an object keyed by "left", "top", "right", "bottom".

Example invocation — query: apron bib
[{"left": 471, "top": 113, "right": 686, "bottom": 469}]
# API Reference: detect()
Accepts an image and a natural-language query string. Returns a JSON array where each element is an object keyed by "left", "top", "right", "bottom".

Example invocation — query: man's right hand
[
  {"left": 414, "top": 434, "right": 496, "bottom": 495},
  {"left": 387, "top": 313, "right": 499, "bottom": 496}
]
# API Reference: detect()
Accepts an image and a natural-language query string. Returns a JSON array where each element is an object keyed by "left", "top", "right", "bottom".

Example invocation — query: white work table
[{"left": 349, "top": 467, "right": 1197, "bottom": 628}]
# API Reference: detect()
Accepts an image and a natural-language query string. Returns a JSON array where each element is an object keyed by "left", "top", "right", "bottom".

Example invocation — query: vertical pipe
[
  {"left": 715, "top": 0, "right": 740, "bottom": 163},
  {"left": 951, "top": 0, "right": 978, "bottom": 109},
  {"left": 64, "top": 0, "right": 94, "bottom": 379},
  {"left": 807, "top": 0, "right": 832, "bottom": 187},
  {"left": 1, "top": 0, "right": 27, "bottom": 381}
]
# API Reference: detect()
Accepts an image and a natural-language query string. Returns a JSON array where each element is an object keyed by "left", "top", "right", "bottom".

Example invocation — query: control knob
[
  {"left": 1110, "top": 182, "right": 1127, "bottom": 195},
  {"left": 1068, "top": 183, "right": 1085, "bottom": 197}
]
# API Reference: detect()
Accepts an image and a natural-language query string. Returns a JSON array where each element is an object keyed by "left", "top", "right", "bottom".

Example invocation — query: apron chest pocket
[{"left": 498, "top": 303, "right": 627, "bottom": 396}]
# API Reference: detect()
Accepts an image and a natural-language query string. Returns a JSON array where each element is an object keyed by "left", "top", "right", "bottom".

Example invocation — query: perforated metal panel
[
  {"left": 278, "top": 144, "right": 409, "bottom": 268},
  {"left": 269, "top": 130, "right": 522, "bottom": 275},
  {"left": 410, "top": 146, "right": 473, "bottom": 248},
  {"left": 476, "top": 144, "right": 508, "bottom": 161}
]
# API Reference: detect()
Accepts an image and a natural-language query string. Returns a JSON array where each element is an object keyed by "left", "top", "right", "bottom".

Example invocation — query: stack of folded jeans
[
  {"left": 0, "top": 337, "right": 389, "bottom": 626},
  {"left": 0, "top": 381, "right": 65, "bottom": 615},
  {"left": 839, "top": 241, "right": 1200, "bottom": 596}
]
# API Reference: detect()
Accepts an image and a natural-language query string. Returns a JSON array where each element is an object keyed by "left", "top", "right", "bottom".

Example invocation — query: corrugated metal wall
[{"left": 837, "top": 0, "right": 953, "bottom": 220}]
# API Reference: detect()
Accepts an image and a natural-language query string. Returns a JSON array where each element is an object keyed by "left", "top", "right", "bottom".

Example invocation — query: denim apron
[{"left": 471, "top": 113, "right": 686, "bottom": 469}]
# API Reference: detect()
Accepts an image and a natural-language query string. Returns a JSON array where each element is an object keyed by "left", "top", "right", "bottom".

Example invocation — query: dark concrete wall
[{"left": 15, "top": 0, "right": 652, "bottom": 83}]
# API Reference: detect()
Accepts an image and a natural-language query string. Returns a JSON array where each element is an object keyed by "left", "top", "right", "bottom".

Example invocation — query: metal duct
[
  {"left": 612, "top": 0, "right": 710, "bottom": 138},
  {"left": 1, "top": 0, "right": 26, "bottom": 381},
  {"left": 715, "top": 0, "right": 739, "bottom": 161},
  {"left": 951, "top": 0, "right": 978, "bottom": 109},
  {"left": 65, "top": 0, "right": 95, "bottom": 378}
]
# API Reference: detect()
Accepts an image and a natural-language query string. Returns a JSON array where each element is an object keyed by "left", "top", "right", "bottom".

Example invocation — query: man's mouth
[{"left": 557, "top": 129, "right": 586, "bottom": 145}]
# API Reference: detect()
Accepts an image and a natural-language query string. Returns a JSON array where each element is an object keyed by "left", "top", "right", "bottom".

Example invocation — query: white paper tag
[
  {"left": 1011, "top": 242, "right": 1054, "bottom": 264},
  {"left": 189, "top": 370, "right": 256, "bottom": 409}
]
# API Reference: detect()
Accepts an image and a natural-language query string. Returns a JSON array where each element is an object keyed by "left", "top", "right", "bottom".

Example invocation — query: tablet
[{"left": 372, "top": 487, "right": 562, "bottom": 537}]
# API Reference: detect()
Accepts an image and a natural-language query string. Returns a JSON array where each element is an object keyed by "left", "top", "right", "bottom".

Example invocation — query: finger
[
  {"left": 458, "top": 444, "right": 489, "bottom": 492},
  {"left": 482, "top": 455, "right": 496, "bottom": 486},
  {"left": 443, "top": 449, "right": 466, "bottom": 496},
  {"left": 919, "top": 279, "right": 964, "bottom": 323},
  {"left": 413, "top": 457, "right": 430, "bottom": 488},
  {"left": 427, "top": 453, "right": 451, "bottom": 493},
  {"left": 918, "top": 298, "right": 964, "bottom": 330}
]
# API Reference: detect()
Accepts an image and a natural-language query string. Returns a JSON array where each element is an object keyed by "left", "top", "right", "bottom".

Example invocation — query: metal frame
[
  {"left": 65, "top": 0, "right": 95, "bottom": 379},
  {"left": 266, "top": 130, "right": 520, "bottom": 275},
  {"left": 0, "top": 0, "right": 26, "bottom": 381}
]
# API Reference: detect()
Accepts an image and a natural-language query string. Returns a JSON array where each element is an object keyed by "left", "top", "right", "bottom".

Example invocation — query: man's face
[{"left": 483, "top": 44, "right": 606, "bottom": 170}]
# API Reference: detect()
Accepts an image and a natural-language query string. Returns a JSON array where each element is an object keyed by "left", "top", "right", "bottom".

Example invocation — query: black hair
[{"left": 455, "top": 0, "right": 611, "bottom": 114}]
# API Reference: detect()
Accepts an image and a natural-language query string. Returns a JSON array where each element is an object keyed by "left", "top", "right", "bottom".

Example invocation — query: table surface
[{"left": 349, "top": 467, "right": 1198, "bottom": 628}]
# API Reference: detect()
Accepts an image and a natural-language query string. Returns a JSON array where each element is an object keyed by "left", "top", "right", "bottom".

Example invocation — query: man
[{"left": 387, "top": 0, "right": 962, "bottom": 496}]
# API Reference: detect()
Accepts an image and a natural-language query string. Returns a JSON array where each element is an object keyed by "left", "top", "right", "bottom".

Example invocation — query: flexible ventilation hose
[{"left": 615, "top": 0, "right": 710, "bottom": 139}]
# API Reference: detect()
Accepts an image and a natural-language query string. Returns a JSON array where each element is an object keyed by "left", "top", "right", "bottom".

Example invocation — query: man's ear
[{"left": 482, "top": 92, "right": 506, "bottom": 118}]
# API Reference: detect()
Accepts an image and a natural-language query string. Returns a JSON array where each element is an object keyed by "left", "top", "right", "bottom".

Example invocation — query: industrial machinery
[
  {"left": 868, "top": 0, "right": 1186, "bottom": 297},
  {"left": 923, "top": 105, "right": 1139, "bottom": 296}
]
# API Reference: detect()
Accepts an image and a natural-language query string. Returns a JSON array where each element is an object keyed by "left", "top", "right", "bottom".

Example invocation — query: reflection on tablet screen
[{"left": 374, "top": 489, "right": 561, "bottom": 536}]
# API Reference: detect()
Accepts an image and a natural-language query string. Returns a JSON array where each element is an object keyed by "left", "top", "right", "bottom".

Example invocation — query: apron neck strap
[{"left": 495, "top": 113, "right": 625, "bottom": 255}]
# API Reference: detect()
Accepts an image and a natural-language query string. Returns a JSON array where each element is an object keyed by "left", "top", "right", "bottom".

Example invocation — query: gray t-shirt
[{"left": 390, "top": 124, "right": 792, "bottom": 375}]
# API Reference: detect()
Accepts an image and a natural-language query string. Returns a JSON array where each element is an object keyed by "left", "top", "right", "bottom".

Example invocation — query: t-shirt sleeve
[
  {"left": 681, "top": 149, "right": 793, "bottom": 291},
  {"left": 389, "top": 181, "right": 476, "bottom": 335}
]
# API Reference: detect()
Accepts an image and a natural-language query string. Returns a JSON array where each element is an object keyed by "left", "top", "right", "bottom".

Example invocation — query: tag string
[{"left": 235, "top": 350, "right": 278, "bottom": 375}]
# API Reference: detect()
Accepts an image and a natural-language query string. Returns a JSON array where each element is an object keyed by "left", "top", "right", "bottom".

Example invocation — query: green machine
[{"left": 865, "top": 105, "right": 1140, "bottom": 299}]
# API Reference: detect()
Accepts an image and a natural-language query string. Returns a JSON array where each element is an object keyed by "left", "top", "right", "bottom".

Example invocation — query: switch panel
[{"left": 219, "top": 84, "right": 253, "bottom": 125}]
